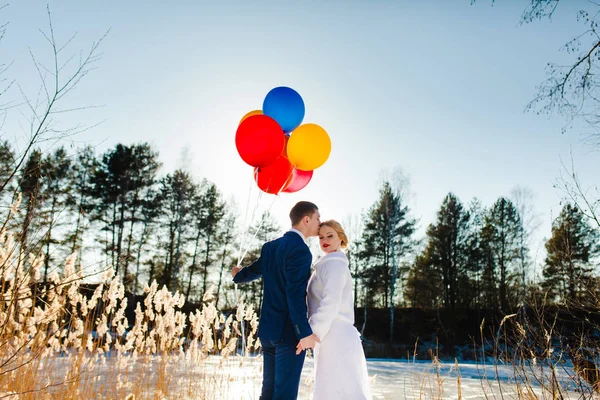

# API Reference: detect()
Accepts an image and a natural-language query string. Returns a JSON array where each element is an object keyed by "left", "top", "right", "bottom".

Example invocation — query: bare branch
[
  {"left": 0, "top": 7, "right": 108, "bottom": 193},
  {"left": 554, "top": 150, "right": 600, "bottom": 229}
]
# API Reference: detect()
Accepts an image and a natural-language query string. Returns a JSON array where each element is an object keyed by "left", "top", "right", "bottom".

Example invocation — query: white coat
[{"left": 307, "top": 251, "right": 372, "bottom": 400}]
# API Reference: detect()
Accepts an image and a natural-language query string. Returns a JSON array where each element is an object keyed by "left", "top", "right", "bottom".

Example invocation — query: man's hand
[
  {"left": 231, "top": 265, "right": 242, "bottom": 279},
  {"left": 295, "top": 333, "right": 320, "bottom": 355}
]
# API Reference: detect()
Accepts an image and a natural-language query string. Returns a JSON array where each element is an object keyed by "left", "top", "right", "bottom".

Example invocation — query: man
[{"left": 232, "top": 201, "right": 321, "bottom": 400}]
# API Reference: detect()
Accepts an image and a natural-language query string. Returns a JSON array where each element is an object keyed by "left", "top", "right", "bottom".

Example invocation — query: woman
[{"left": 299, "top": 220, "right": 372, "bottom": 400}]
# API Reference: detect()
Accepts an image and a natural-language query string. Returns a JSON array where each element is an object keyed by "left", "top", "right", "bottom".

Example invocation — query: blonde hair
[{"left": 320, "top": 220, "right": 349, "bottom": 249}]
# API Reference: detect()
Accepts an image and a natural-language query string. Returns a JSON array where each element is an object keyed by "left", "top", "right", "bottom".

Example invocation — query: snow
[{"left": 33, "top": 355, "right": 598, "bottom": 399}]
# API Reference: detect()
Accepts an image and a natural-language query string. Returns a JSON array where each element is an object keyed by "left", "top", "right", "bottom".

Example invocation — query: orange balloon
[
  {"left": 282, "top": 134, "right": 289, "bottom": 158},
  {"left": 239, "top": 110, "right": 262, "bottom": 125},
  {"left": 287, "top": 123, "right": 331, "bottom": 170}
]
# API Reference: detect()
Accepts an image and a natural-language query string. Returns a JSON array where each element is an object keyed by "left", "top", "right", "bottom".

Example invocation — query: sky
[{"left": 3, "top": 1, "right": 600, "bottom": 273}]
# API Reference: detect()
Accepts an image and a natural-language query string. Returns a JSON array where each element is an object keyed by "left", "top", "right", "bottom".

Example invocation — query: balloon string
[
  {"left": 233, "top": 171, "right": 255, "bottom": 268},
  {"left": 241, "top": 170, "right": 255, "bottom": 234},
  {"left": 235, "top": 169, "right": 263, "bottom": 268},
  {"left": 234, "top": 167, "right": 294, "bottom": 268},
  {"left": 233, "top": 190, "right": 277, "bottom": 358},
  {"left": 233, "top": 165, "right": 297, "bottom": 357},
  {"left": 234, "top": 169, "right": 262, "bottom": 358}
]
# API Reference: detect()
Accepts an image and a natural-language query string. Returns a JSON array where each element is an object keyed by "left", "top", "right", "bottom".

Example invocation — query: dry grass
[
  {"left": 0, "top": 194, "right": 597, "bottom": 399},
  {"left": 0, "top": 200, "right": 260, "bottom": 399}
]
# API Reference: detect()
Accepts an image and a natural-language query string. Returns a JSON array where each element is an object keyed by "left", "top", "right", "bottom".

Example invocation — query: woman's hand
[{"left": 295, "top": 333, "right": 320, "bottom": 355}]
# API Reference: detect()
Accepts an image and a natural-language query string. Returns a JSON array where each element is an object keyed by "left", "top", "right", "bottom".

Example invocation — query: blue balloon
[{"left": 262, "top": 87, "right": 305, "bottom": 133}]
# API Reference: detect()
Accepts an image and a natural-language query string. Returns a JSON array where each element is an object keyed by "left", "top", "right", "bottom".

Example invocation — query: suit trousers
[{"left": 260, "top": 339, "right": 306, "bottom": 400}]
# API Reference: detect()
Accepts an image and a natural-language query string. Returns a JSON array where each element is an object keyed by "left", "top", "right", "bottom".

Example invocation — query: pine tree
[
  {"left": 359, "top": 181, "right": 416, "bottom": 341},
  {"left": 133, "top": 187, "right": 162, "bottom": 295},
  {"left": 0, "top": 140, "right": 16, "bottom": 202},
  {"left": 463, "top": 199, "right": 488, "bottom": 309},
  {"left": 156, "top": 170, "right": 196, "bottom": 292},
  {"left": 480, "top": 197, "right": 522, "bottom": 311},
  {"left": 65, "top": 146, "right": 98, "bottom": 269},
  {"left": 92, "top": 143, "right": 160, "bottom": 280},
  {"left": 428, "top": 193, "right": 471, "bottom": 311},
  {"left": 40, "top": 147, "right": 71, "bottom": 280},
  {"left": 18, "top": 149, "right": 43, "bottom": 253},
  {"left": 404, "top": 253, "right": 443, "bottom": 308},
  {"left": 542, "top": 203, "right": 599, "bottom": 305},
  {"left": 186, "top": 181, "right": 226, "bottom": 301}
]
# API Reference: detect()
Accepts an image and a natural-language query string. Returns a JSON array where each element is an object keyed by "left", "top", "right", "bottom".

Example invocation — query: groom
[{"left": 231, "top": 201, "right": 321, "bottom": 399}]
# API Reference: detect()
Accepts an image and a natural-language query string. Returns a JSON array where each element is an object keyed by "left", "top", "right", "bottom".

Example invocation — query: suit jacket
[{"left": 233, "top": 231, "right": 313, "bottom": 343}]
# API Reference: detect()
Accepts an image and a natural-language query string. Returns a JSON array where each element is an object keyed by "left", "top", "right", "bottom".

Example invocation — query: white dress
[{"left": 307, "top": 251, "right": 372, "bottom": 400}]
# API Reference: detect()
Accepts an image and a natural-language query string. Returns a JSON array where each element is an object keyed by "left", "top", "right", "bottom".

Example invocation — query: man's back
[{"left": 234, "top": 231, "right": 313, "bottom": 343}]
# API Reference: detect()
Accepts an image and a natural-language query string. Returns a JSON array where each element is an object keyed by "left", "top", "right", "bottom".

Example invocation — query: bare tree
[
  {"left": 554, "top": 152, "right": 600, "bottom": 229},
  {"left": 509, "top": 186, "right": 543, "bottom": 301},
  {"left": 514, "top": 1, "right": 600, "bottom": 146},
  {"left": 343, "top": 213, "right": 364, "bottom": 309},
  {"left": 0, "top": 5, "right": 109, "bottom": 395},
  {"left": 378, "top": 167, "right": 418, "bottom": 308},
  {"left": 2, "top": 6, "right": 108, "bottom": 196},
  {"left": 0, "top": 5, "right": 107, "bottom": 289}
]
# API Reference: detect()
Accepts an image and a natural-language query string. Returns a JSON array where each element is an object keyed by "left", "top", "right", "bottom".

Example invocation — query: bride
[{"left": 297, "top": 220, "right": 372, "bottom": 400}]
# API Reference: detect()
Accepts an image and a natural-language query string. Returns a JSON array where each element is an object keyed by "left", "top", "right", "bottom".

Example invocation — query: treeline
[
  {"left": 3, "top": 142, "right": 599, "bottom": 318},
  {"left": 2, "top": 142, "right": 259, "bottom": 307},
  {"left": 351, "top": 181, "right": 599, "bottom": 341}
]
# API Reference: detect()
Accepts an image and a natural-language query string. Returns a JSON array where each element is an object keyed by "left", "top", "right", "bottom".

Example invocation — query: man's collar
[{"left": 288, "top": 228, "right": 306, "bottom": 241}]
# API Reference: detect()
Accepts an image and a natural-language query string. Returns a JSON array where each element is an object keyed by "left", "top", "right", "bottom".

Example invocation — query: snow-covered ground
[
  {"left": 181, "top": 356, "right": 595, "bottom": 399},
  {"left": 359, "top": 358, "right": 594, "bottom": 400},
  {"left": 34, "top": 355, "right": 597, "bottom": 399}
]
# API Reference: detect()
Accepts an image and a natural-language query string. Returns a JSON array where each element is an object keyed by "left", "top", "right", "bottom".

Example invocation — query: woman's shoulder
[{"left": 319, "top": 252, "right": 349, "bottom": 268}]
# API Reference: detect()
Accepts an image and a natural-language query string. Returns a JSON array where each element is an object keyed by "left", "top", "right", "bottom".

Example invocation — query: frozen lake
[{"left": 27, "top": 354, "right": 596, "bottom": 399}]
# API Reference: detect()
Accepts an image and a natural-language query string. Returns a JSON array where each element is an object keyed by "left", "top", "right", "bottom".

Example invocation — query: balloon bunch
[{"left": 235, "top": 87, "right": 331, "bottom": 194}]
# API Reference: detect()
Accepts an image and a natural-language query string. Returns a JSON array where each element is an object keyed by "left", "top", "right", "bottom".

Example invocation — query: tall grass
[
  {"left": 0, "top": 200, "right": 260, "bottom": 399},
  {"left": 2, "top": 195, "right": 598, "bottom": 399}
]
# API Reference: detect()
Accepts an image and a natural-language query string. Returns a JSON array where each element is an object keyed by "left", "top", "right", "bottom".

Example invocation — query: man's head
[{"left": 290, "top": 201, "right": 320, "bottom": 237}]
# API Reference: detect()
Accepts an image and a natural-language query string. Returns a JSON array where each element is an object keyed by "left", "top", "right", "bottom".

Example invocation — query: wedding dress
[{"left": 307, "top": 251, "right": 372, "bottom": 400}]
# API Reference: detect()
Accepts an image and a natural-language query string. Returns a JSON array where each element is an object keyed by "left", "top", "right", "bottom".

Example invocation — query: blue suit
[{"left": 234, "top": 230, "right": 313, "bottom": 399}]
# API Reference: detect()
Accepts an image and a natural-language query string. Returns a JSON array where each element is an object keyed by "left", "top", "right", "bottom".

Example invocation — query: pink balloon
[{"left": 282, "top": 169, "right": 313, "bottom": 193}]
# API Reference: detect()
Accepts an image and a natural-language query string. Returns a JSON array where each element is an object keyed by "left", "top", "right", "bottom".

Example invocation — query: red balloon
[
  {"left": 254, "top": 156, "right": 294, "bottom": 194},
  {"left": 236, "top": 115, "right": 285, "bottom": 167},
  {"left": 283, "top": 169, "right": 313, "bottom": 193}
]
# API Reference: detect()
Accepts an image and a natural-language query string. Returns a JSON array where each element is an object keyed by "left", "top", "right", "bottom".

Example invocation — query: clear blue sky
[{"left": 4, "top": 1, "right": 599, "bottom": 273}]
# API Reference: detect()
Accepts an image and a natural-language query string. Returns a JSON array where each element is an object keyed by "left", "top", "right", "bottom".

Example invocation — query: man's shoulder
[
  {"left": 283, "top": 230, "right": 303, "bottom": 240},
  {"left": 284, "top": 240, "right": 311, "bottom": 263},
  {"left": 264, "top": 232, "right": 308, "bottom": 256},
  {"left": 282, "top": 231, "right": 309, "bottom": 247},
  {"left": 262, "top": 234, "right": 289, "bottom": 252},
  {"left": 268, "top": 234, "right": 288, "bottom": 245}
]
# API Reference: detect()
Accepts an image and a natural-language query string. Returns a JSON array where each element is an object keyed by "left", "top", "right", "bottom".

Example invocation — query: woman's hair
[{"left": 320, "top": 220, "right": 348, "bottom": 249}]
